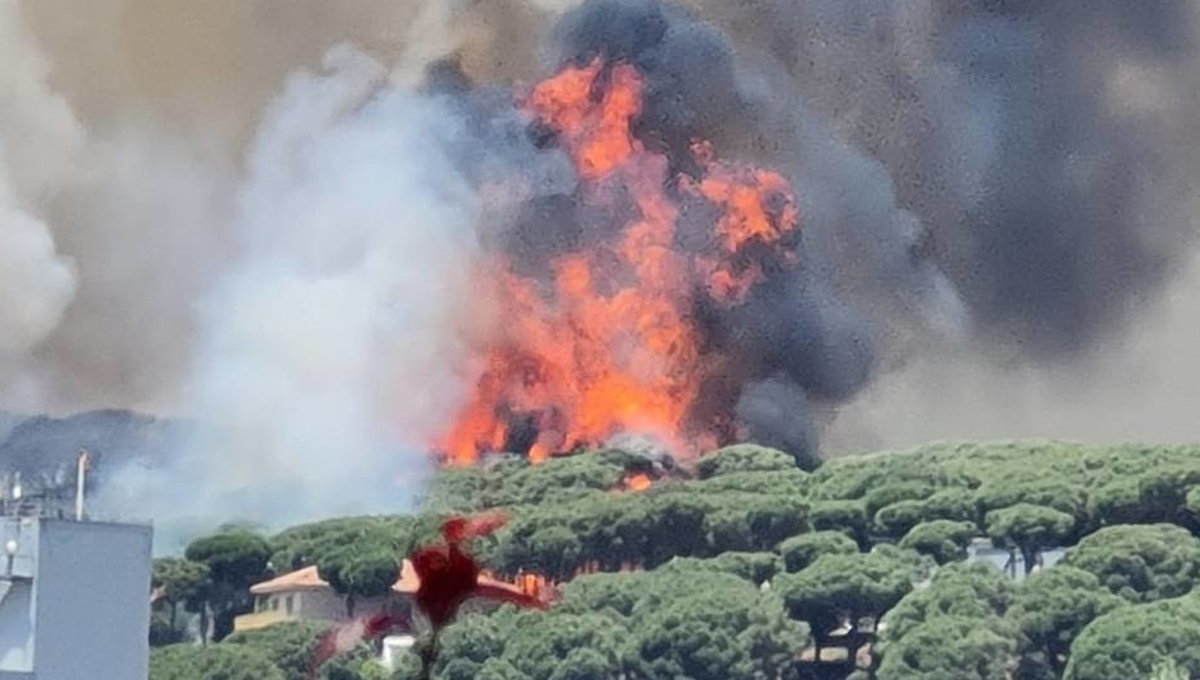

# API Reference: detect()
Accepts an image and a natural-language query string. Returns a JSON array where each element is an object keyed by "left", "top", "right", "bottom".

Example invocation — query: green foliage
[
  {"left": 695, "top": 444, "right": 799, "bottom": 479},
  {"left": 267, "top": 517, "right": 414, "bottom": 601},
  {"left": 152, "top": 557, "right": 212, "bottom": 645},
  {"left": 149, "top": 609, "right": 186, "bottom": 647},
  {"left": 420, "top": 466, "right": 492, "bottom": 514},
  {"left": 1063, "top": 595, "right": 1200, "bottom": 680},
  {"left": 879, "top": 561, "right": 1012, "bottom": 643},
  {"left": 1005, "top": 565, "right": 1125, "bottom": 676},
  {"left": 985, "top": 504, "right": 1076, "bottom": 574},
  {"left": 810, "top": 499, "right": 868, "bottom": 544},
  {"left": 875, "top": 615, "right": 1020, "bottom": 680},
  {"left": 434, "top": 564, "right": 807, "bottom": 680},
  {"left": 150, "top": 643, "right": 286, "bottom": 680},
  {"left": 874, "top": 489, "right": 977, "bottom": 539},
  {"left": 186, "top": 531, "right": 272, "bottom": 591},
  {"left": 185, "top": 530, "right": 273, "bottom": 642},
  {"left": 269, "top": 517, "right": 413, "bottom": 574},
  {"left": 976, "top": 476, "right": 1087, "bottom": 520},
  {"left": 874, "top": 500, "right": 928, "bottom": 538},
  {"left": 496, "top": 484, "right": 807, "bottom": 578},
  {"left": 1186, "top": 486, "right": 1200, "bottom": 518},
  {"left": 223, "top": 621, "right": 333, "bottom": 680},
  {"left": 627, "top": 582, "right": 804, "bottom": 680},
  {"left": 688, "top": 470, "right": 807, "bottom": 495},
  {"left": 664, "top": 552, "right": 781, "bottom": 585},
  {"left": 151, "top": 621, "right": 374, "bottom": 680},
  {"left": 153, "top": 558, "right": 213, "bottom": 605},
  {"left": 433, "top": 613, "right": 517, "bottom": 679},
  {"left": 1085, "top": 479, "right": 1155, "bottom": 526},
  {"left": 152, "top": 440, "right": 1200, "bottom": 680},
  {"left": 877, "top": 562, "right": 1018, "bottom": 679},
  {"left": 704, "top": 492, "right": 810, "bottom": 554},
  {"left": 777, "top": 545, "right": 931, "bottom": 645},
  {"left": 501, "top": 612, "right": 626, "bottom": 680},
  {"left": 1061, "top": 523, "right": 1200, "bottom": 602},
  {"left": 481, "top": 454, "right": 627, "bottom": 507},
  {"left": 319, "top": 546, "right": 402, "bottom": 601},
  {"left": 863, "top": 482, "right": 936, "bottom": 521},
  {"left": 899, "top": 520, "right": 976, "bottom": 564},
  {"left": 778, "top": 531, "right": 859, "bottom": 573},
  {"left": 1151, "top": 659, "right": 1190, "bottom": 680}
]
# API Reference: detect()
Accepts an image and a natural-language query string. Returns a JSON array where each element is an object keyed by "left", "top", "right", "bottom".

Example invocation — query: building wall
[
  {"left": 32, "top": 519, "right": 152, "bottom": 680},
  {"left": 0, "top": 582, "right": 34, "bottom": 673},
  {"left": 0, "top": 519, "right": 38, "bottom": 674},
  {"left": 297, "top": 590, "right": 346, "bottom": 621}
]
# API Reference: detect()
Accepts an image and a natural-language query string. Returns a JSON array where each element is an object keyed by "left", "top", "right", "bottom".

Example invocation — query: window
[
  {"left": 271, "top": 597, "right": 279, "bottom": 611},
  {"left": 286, "top": 595, "right": 294, "bottom": 615}
]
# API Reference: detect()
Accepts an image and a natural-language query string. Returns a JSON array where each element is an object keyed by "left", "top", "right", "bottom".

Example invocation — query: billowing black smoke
[
  {"left": 430, "top": 0, "right": 1200, "bottom": 468},
  {"left": 695, "top": 0, "right": 1200, "bottom": 355}
]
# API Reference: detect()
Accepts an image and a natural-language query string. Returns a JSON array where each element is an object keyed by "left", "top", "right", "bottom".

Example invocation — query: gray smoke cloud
[
  {"left": 0, "top": 0, "right": 80, "bottom": 405},
  {"left": 94, "top": 47, "right": 495, "bottom": 545},
  {"left": 695, "top": 0, "right": 1200, "bottom": 353},
  {"left": 0, "top": 0, "right": 1198, "bottom": 537}
]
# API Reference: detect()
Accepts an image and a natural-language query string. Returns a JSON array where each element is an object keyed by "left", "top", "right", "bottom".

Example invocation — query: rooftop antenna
[{"left": 75, "top": 449, "right": 90, "bottom": 522}]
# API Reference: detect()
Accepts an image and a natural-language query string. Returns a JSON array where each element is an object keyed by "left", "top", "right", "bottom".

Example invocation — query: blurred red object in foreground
[
  {"left": 412, "top": 510, "right": 550, "bottom": 630},
  {"left": 309, "top": 512, "right": 553, "bottom": 676},
  {"left": 308, "top": 612, "right": 403, "bottom": 677}
]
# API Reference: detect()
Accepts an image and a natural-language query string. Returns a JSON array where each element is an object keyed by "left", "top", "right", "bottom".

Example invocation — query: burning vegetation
[{"left": 439, "top": 57, "right": 802, "bottom": 466}]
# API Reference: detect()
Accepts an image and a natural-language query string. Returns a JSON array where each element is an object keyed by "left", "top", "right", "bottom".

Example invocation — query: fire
[
  {"left": 439, "top": 58, "right": 801, "bottom": 465},
  {"left": 624, "top": 473, "right": 653, "bottom": 492}
]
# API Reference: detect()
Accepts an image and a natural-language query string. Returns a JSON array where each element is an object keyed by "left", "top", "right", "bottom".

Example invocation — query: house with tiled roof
[
  {"left": 233, "top": 560, "right": 534, "bottom": 633},
  {"left": 233, "top": 564, "right": 404, "bottom": 632}
]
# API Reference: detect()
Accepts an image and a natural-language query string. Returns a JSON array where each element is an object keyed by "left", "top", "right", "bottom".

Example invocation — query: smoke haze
[{"left": 1, "top": 0, "right": 1199, "bottom": 534}]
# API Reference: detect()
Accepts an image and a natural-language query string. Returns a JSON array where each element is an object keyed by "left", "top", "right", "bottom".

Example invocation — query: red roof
[
  {"left": 250, "top": 565, "right": 330, "bottom": 595},
  {"left": 251, "top": 561, "right": 528, "bottom": 598}
]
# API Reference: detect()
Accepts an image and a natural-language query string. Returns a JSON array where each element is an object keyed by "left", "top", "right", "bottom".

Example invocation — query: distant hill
[{"left": 0, "top": 409, "right": 186, "bottom": 498}]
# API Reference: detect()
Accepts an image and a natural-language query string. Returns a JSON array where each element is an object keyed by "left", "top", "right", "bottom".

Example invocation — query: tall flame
[{"left": 439, "top": 59, "right": 801, "bottom": 465}]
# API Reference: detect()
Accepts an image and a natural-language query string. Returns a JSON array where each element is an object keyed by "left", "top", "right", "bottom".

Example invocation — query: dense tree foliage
[
  {"left": 153, "top": 439, "right": 1200, "bottom": 680},
  {"left": 695, "top": 444, "right": 800, "bottom": 479},
  {"left": 1060, "top": 523, "right": 1200, "bottom": 602},
  {"left": 1005, "top": 566, "right": 1124, "bottom": 677},
  {"left": 898, "top": 520, "right": 976, "bottom": 565},
  {"left": 1063, "top": 595, "right": 1200, "bottom": 680},
  {"left": 151, "top": 621, "right": 376, "bottom": 680},
  {"left": 777, "top": 545, "right": 930, "bottom": 661},
  {"left": 778, "top": 531, "right": 859, "bottom": 573},
  {"left": 431, "top": 566, "right": 808, "bottom": 680},
  {"left": 876, "top": 562, "right": 1018, "bottom": 679},
  {"left": 985, "top": 504, "right": 1076, "bottom": 574},
  {"left": 151, "top": 558, "right": 211, "bottom": 644},
  {"left": 150, "top": 644, "right": 286, "bottom": 680},
  {"left": 185, "top": 530, "right": 272, "bottom": 642}
]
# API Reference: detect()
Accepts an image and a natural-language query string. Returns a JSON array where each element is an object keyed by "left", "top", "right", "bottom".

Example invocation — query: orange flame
[
  {"left": 624, "top": 473, "right": 653, "bottom": 492},
  {"left": 438, "top": 59, "right": 801, "bottom": 465}
]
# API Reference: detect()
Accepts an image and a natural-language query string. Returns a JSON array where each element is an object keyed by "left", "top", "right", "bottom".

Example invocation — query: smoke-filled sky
[{"left": 2, "top": 0, "right": 1199, "bottom": 532}]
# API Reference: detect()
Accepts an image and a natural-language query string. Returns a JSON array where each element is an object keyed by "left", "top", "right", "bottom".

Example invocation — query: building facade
[{"left": 0, "top": 517, "right": 152, "bottom": 680}]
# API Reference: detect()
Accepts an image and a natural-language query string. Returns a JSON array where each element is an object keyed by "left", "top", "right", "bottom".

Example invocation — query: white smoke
[
  {"left": 100, "top": 46, "right": 486, "bottom": 541},
  {"left": 0, "top": 0, "right": 80, "bottom": 404}
]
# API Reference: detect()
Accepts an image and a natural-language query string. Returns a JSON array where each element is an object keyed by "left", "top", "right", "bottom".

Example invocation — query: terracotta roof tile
[{"left": 250, "top": 565, "right": 330, "bottom": 595}]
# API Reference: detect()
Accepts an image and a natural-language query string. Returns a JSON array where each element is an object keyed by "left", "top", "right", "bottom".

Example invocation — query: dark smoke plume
[
  {"left": 477, "top": 0, "right": 1200, "bottom": 461},
  {"left": 696, "top": 0, "right": 1200, "bottom": 356},
  {"left": 3, "top": 0, "right": 1199, "bottom": 533},
  {"left": 464, "top": 0, "right": 954, "bottom": 465}
]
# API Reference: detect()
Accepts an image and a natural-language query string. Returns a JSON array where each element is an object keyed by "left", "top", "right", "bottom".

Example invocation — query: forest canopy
[{"left": 152, "top": 440, "right": 1200, "bottom": 680}]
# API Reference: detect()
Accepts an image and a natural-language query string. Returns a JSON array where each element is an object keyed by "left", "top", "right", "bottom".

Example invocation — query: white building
[{"left": 0, "top": 517, "right": 152, "bottom": 680}]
